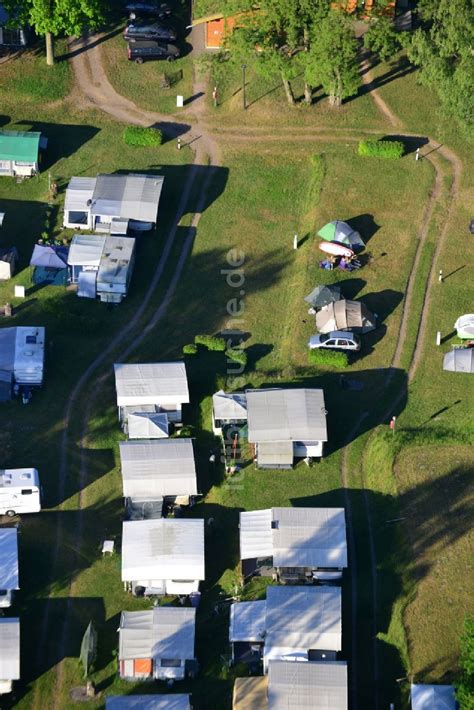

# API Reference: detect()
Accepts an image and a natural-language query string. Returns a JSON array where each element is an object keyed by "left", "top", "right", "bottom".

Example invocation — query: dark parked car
[
  {"left": 124, "top": 20, "right": 177, "bottom": 42},
  {"left": 125, "top": 2, "right": 172, "bottom": 20},
  {"left": 127, "top": 40, "right": 180, "bottom": 63}
]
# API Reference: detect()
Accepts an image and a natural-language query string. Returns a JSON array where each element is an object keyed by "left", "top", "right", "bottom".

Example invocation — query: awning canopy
[
  {"left": 127, "top": 412, "right": 169, "bottom": 439},
  {"left": 30, "top": 244, "right": 68, "bottom": 269},
  {"left": 106, "top": 695, "right": 191, "bottom": 709},
  {"left": 411, "top": 684, "right": 456, "bottom": 710},
  {"left": 119, "top": 607, "right": 195, "bottom": 662},
  {"left": 0, "top": 528, "right": 19, "bottom": 590},
  {"left": 212, "top": 390, "right": 247, "bottom": 420},
  {"left": 268, "top": 660, "right": 348, "bottom": 709},
  {"left": 68, "top": 234, "right": 106, "bottom": 266},
  {"left": 230, "top": 600, "right": 266, "bottom": 642},
  {"left": 77, "top": 271, "right": 97, "bottom": 299},
  {"left": 454, "top": 314, "right": 474, "bottom": 339},
  {"left": 91, "top": 173, "right": 164, "bottom": 223},
  {"left": 246, "top": 388, "right": 328, "bottom": 443},
  {"left": 0, "top": 618, "right": 20, "bottom": 680},
  {"left": 443, "top": 348, "right": 474, "bottom": 373}
]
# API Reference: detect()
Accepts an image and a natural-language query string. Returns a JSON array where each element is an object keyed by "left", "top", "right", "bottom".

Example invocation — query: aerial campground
[{"left": 0, "top": 1, "right": 472, "bottom": 709}]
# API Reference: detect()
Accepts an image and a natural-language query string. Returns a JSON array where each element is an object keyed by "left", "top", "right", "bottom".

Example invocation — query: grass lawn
[
  {"left": 1, "top": 38, "right": 473, "bottom": 710},
  {"left": 0, "top": 40, "right": 71, "bottom": 105},
  {"left": 394, "top": 445, "right": 473, "bottom": 682},
  {"left": 9, "top": 138, "right": 440, "bottom": 709}
]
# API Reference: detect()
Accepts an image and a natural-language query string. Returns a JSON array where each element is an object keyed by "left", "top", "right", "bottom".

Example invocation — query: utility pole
[{"left": 241, "top": 64, "right": 247, "bottom": 110}]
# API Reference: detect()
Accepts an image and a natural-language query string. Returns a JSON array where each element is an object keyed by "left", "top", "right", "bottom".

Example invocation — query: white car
[{"left": 308, "top": 331, "right": 361, "bottom": 352}]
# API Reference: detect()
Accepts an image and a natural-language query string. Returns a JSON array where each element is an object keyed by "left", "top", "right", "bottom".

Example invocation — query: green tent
[
  {"left": 79, "top": 621, "right": 98, "bottom": 678},
  {"left": 317, "top": 220, "right": 365, "bottom": 252}
]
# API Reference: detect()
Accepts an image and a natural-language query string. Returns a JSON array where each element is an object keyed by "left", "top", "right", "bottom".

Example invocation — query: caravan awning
[
  {"left": 77, "top": 271, "right": 97, "bottom": 298},
  {"left": 68, "top": 234, "right": 106, "bottom": 266},
  {"left": 0, "top": 619, "right": 20, "bottom": 680},
  {"left": 443, "top": 349, "right": 474, "bottom": 373},
  {"left": 0, "top": 528, "right": 19, "bottom": 590}
]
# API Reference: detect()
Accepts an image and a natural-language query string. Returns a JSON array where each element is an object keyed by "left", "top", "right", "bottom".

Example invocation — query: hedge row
[
  {"left": 123, "top": 125, "right": 163, "bottom": 147},
  {"left": 226, "top": 348, "right": 247, "bottom": 366},
  {"left": 308, "top": 349, "right": 349, "bottom": 368},
  {"left": 358, "top": 139, "right": 404, "bottom": 159},
  {"left": 194, "top": 334, "right": 226, "bottom": 351}
]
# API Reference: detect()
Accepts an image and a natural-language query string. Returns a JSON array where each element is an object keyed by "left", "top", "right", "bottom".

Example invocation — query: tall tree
[
  {"left": 304, "top": 11, "right": 360, "bottom": 106},
  {"left": 3, "top": 0, "right": 104, "bottom": 66},
  {"left": 407, "top": 0, "right": 474, "bottom": 130},
  {"left": 363, "top": 16, "right": 403, "bottom": 62}
]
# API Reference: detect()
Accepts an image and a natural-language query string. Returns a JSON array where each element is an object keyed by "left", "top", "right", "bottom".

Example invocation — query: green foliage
[
  {"left": 358, "top": 139, "right": 404, "bottom": 159},
  {"left": 308, "top": 349, "right": 349, "bottom": 368},
  {"left": 363, "top": 17, "right": 403, "bottom": 62},
  {"left": 182, "top": 343, "right": 198, "bottom": 355},
  {"left": 122, "top": 125, "right": 163, "bottom": 147},
  {"left": 304, "top": 12, "right": 360, "bottom": 106},
  {"left": 194, "top": 334, "right": 226, "bottom": 351},
  {"left": 3, "top": 0, "right": 105, "bottom": 36},
  {"left": 225, "top": 348, "right": 248, "bottom": 367},
  {"left": 407, "top": 0, "right": 474, "bottom": 131},
  {"left": 456, "top": 616, "right": 474, "bottom": 709}
]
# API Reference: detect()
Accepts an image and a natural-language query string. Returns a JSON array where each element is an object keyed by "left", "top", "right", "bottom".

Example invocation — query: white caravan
[{"left": 0, "top": 469, "right": 41, "bottom": 516}]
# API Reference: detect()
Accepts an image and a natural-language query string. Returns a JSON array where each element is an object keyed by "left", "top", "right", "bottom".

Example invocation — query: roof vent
[{"left": 20, "top": 472, "right": 31, "bottom": 480}]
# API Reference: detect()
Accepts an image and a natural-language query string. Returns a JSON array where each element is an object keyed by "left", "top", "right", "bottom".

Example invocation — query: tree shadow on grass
[{"left": 292, "top": 463, "right": 473, "bottom": 707}]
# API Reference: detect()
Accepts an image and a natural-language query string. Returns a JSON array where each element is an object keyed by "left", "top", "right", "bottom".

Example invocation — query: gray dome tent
[
  {"left": 316, "top": 299, "right": 376, "bottom": 334},
  {"left": 304, "top": 284, "right": 341, "bottom": 309}
]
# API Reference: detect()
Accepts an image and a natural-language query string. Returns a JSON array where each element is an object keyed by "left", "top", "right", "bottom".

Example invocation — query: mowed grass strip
[{"left": 394, "top": 445, "right": 474, "bottom": 681}]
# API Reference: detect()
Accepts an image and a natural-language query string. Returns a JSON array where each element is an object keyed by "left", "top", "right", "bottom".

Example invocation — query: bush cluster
[
  {"left": 308, "top": 349, "right": 349, "bottom": 368},
  {"left": 358, "top": 139, "right": 404, "bottom": 159},
  {"left": 122, "top": 126, "right": 163, "bottom": 147},
  {"left": 194, "top": 334, "right": 226, "bottom": 351},
  {"left": 226, "top": 348, "right": 247, "bottom": 366},
  {"left": 182, "top": 343, "right": 198, "bottom": 356}
]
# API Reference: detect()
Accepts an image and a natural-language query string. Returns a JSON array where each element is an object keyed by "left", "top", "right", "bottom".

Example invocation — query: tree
[
  {"left": 456, "top": 616, "right": 474, "bottom": 709},
  {"left": 363, "top": 16, "right": 402, "bottom": 62},
  {"left": 304, "top": 12, "right": 360, "bottom": 106},
  {"left": 2, "top": 0, "right": 104, "bottom": 66},
  {"left": 407, "top": 0, "right": 474, "bottom": 130}
]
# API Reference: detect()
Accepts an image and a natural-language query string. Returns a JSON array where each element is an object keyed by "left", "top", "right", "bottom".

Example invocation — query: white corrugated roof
[
  {"left": 67, "top": 233, "right": 106, "bottom": 266},
  {"left": 119, "top": 607, "right": 195, "bottom": 662},
  {"left": 114, "top": 362, "right": 189, "bottom": 406},
  {"left": 230, "top": 600, "right": 266, "bottom": 642},
  {"left": 272, "top": 508, "right": 348, "bottom": 569},
  {"left": 212, "top": 390, "right": 248, "bottom": 420},
  {"left": 240, "top": 508, "right": 347, "bottom": 568},
  {"left": 128, "top": 412, "right": 169, "bottom": 439},
  {"left": 91, "top": 174, "right": 164, "bottom": 223},
  {"left": 119, "top": 439, "right": 197, "bottom": 498},
  {"left": 411, "top": 684, "right": 456, "bottom": 710},
  {"left": 64, "top": 177, "right": 96, "bottom": 213},
  {"left": 97, "top": 235, "right": 135, "bottom": 286},
  {"left": 106, "top": 696, "right": 191, "bottom": 710},
  {"left": 0, "top": 528, "right": 19, "bottom": 590},
  {"left": 0, "top": 618, "right": 20, "bottom": 680},
  {"left": 268, "top": 660, "right": 348, "bottom": 709},
  {"left": 240, "top": 509, "right": 273, "bottom": 559},
  {"left": 246, "top": 389, "right": 327, "bottom": 443},
  {"left": 265, "top": 586, "right": 342, "bottom": 657},
  {"left": 121, "top": 518, "right": 205, "bottom": 582}
]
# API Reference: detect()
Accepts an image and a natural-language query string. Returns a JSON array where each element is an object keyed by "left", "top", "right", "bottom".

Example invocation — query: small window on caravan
[
  {"left": 160, "top": 659, "right": 181, "bottom": 668},
  {"left": 21, "top": 489, "right": 33, "bottom": 495},
  {"left": 26, "top": 335, "right": 37, "bottom": 344}
]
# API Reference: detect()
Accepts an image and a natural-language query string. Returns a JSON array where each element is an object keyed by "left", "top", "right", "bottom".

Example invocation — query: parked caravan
[{"left": 0, "top": 469, "right": 41, "bottom": 516}]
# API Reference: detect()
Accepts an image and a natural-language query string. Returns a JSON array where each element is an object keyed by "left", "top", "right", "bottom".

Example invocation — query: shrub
[
  {"left": 308, "top": 349, "right": 349, "bottom": 368},
  {"left": 358, "top": 139, "right": 404, "bottom": 159},
  {"left": 183, "top": 343, "right": 198, "bottom": 356},
  {"left": 194, "top": 334, "right": 226, "bottom": 351},
  {"left": 226, "top": 348, "right": 247, "bottom": 367},
  {"left": 122, "top": 125, "right": 163, "bottom": 147}
]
